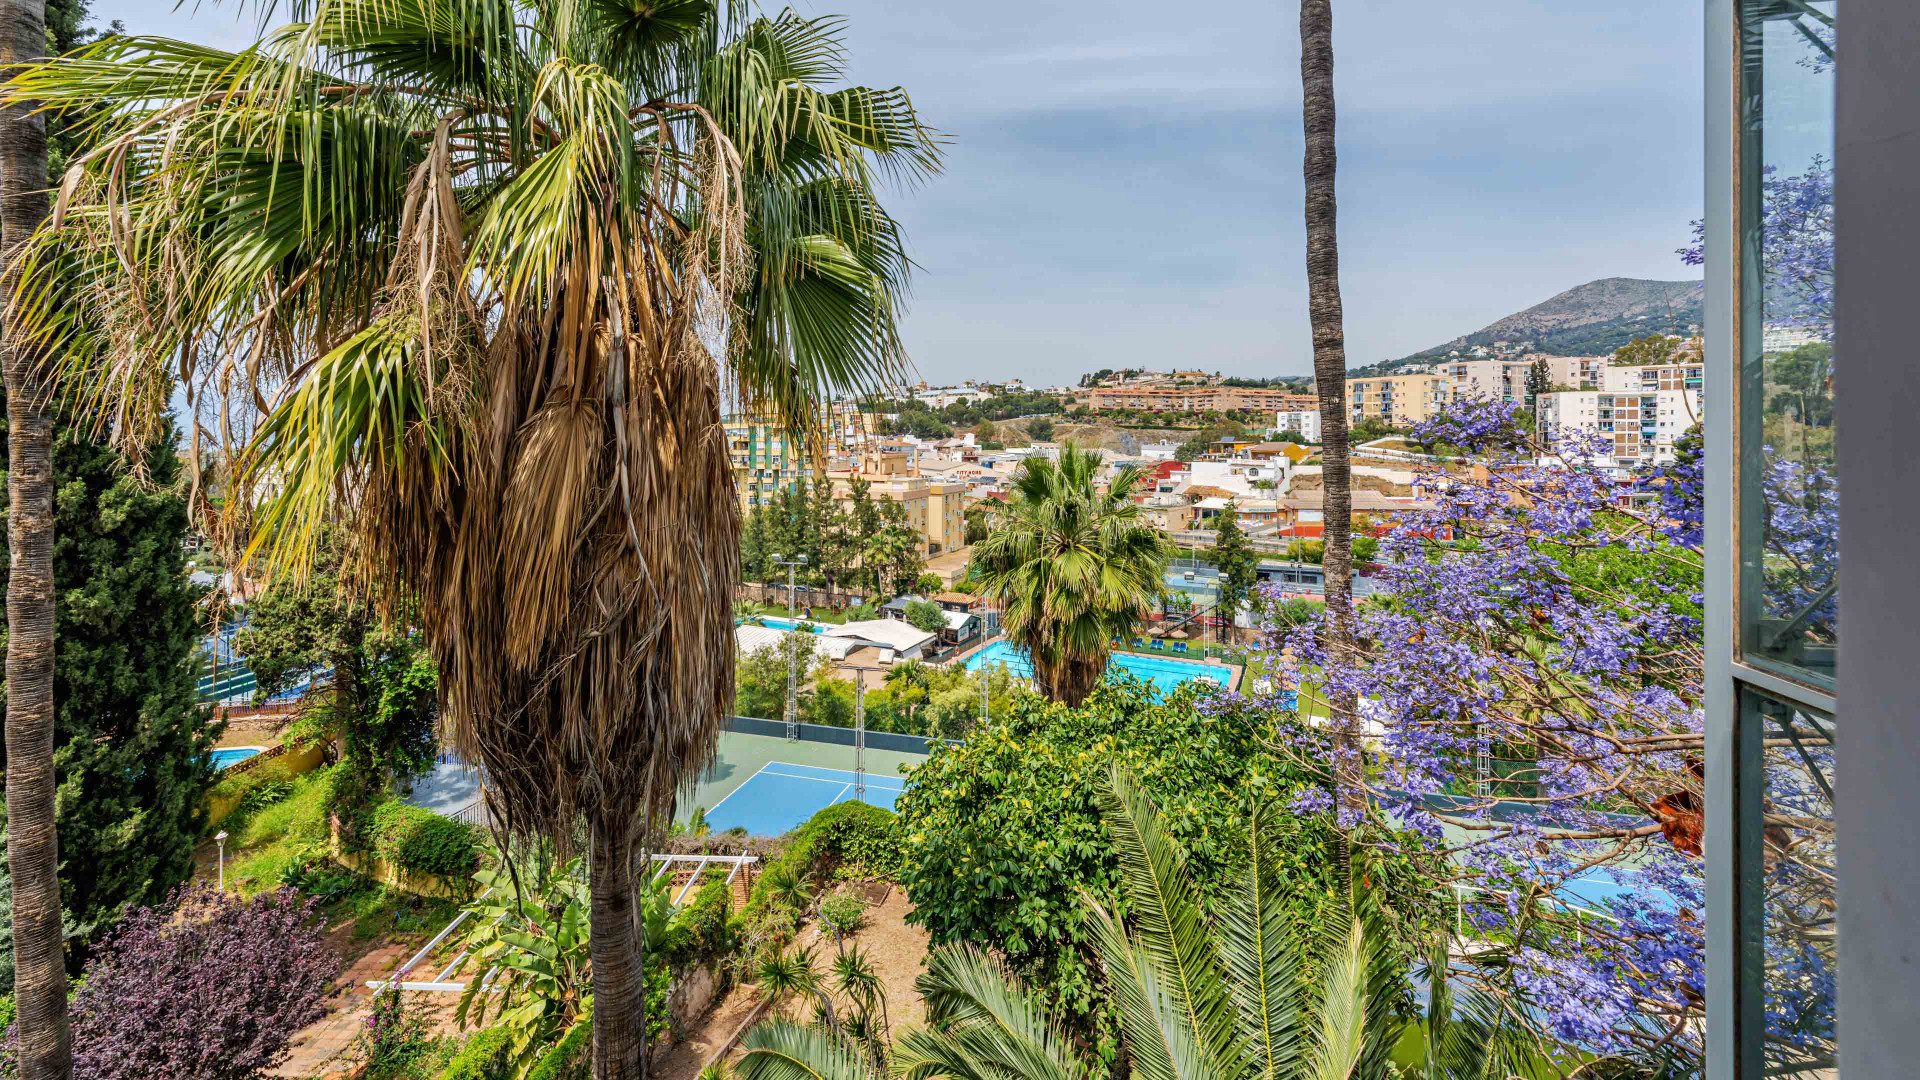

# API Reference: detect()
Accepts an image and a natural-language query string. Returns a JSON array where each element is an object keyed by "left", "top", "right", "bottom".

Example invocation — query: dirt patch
[
  {"left": 653, "top": 976, "right": 767, "bottom": 1080},
  {"left": 844, "top": 887, "right": 933, "bottom": 1031}
]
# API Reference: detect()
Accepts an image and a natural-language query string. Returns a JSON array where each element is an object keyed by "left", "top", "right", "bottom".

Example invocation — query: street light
[
  {"left": 771, "top": 554, "right": 809, "bottom": 739},
  {"left": 214, "top": 830, "right": 230, "bottom": 890},
  {"left": 771, "top": 554, "right": 808, "bottom": 618}
]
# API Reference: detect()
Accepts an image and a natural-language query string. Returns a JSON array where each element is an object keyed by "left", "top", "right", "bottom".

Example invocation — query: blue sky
[{"left": 97, "top": 1, "right": 1705, "bottom": 384}]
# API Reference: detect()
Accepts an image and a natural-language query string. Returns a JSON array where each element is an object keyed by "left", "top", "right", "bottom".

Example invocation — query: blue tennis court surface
[{"left": 702, "top": 761, "right": 907, "bottom": 836}]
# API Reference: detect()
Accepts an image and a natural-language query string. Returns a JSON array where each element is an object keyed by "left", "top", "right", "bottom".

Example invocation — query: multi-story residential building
[
  {"left": 1087, "top": 385, "right": 1316, "bottom": 413},
  {"left": 1227, "top": 388, "right": 1318, "bottom": 412},
  {"left": 1272, "top": 408, "right": 1322, "bottom": 443},
  {"left": 1597, "top": 360, "right": 1708, "bottom": 394},
  {"left": 1542, "top": 354, "right": 1608, "bottom": 389},
  {"left": 1347, "top": 373, "right": 1451, "bottom": 427},
  {"left": 828, "top": 452, "right": 971, "bottom": 555},
  {"left": 1536, "top": 388, "right": 1701, "bottom": 467},
  {"left": 1087, "top": 385, "right": 1225, "bottom": 411},
  {"left": 726, "top": 413, "right": 824, "bottom": 512},
  {"left": 1446, "top": 358, "right": 1535, "bottom": 402}
]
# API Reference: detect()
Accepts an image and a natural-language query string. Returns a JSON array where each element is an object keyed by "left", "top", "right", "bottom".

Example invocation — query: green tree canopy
[
  {"left": 893, "top": 680, "right": 1442, "bottom": 1051},
  {"left": 903, "top": 599, "right": 946, "bottom": 634}
]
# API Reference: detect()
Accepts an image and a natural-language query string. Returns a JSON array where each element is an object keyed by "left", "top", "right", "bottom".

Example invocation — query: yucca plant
[
  {"left": 972, "top": 444, "right": 1171, "bottom": 705},
  {"left": 739, "top": 767, "right": 1533, "bottom": 1080},
  {"left": 3, "top": 2, "right": 939, "bottom": 1076}
]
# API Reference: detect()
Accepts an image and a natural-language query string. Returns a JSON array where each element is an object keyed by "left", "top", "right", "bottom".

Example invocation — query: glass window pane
[
  {"left": 1742, "top": 688, "right": 1837, "bottom": 1077},
  {"left": 1736, "top": 1, "right": 1838, "bottom": 686}
]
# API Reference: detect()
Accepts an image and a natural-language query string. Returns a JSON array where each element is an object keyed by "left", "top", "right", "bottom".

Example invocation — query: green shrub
[
  {"left": 800, "top": 800, "right": 903, "bottom": 878},
  {"left": 524, "top": 1019, "right": 592, "bottom": 1080},
  {"left": 816, "top": 888, "right": 867, "bottom": 937},
  {"left": 664, "top": 876, "right": 739, "bottom": 970},
  {"left": 368, "top": 802, "right": 482, "bottom": 878},
  {"left": 437, "top": 1027, "right": 515, "bottom": 1080},
  {"left": 238, "top": 765, "right": 335, "bottom": 849},
  {"left": 279, "top": 849, "right": 364, "bottom": 902}
]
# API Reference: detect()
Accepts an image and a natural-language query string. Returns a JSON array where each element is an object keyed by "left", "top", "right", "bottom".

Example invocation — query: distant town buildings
[{"left": 1085, "top": 385, "right": 1316, "bottom": 413}]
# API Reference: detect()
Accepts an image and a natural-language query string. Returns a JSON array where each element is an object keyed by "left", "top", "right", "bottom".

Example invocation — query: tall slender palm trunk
[
  {"left": 1300, "top": 0, "right": 1363, "bottom": 815},
  {"left": 589, "top": 821, "right": 645, "bottom": 1079},
  {"left": 1, "top": 2, "right": 68, "bottom": 1076}
]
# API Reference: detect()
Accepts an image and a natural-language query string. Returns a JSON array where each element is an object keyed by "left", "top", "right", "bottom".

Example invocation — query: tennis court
[{"left": 702, "top": 761, "right": 907, "bottom": 836}]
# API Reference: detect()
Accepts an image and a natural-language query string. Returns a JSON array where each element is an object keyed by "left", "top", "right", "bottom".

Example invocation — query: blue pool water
[
  {"left": 211, "top": 747, "right": 263, "bottom": 770},
  {"left": 964, "top": 640, "right": 1226, "bottom": 695},
  {"left": 755, "top": 617, "right": 824, "bottom": 634}
]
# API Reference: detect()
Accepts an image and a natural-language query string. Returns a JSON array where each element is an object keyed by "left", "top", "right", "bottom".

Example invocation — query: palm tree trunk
[
  {"left": 1, "top": 3, "right": 69, "bottom": 1077},
  {"left": 589, "top": 820, "right": 645, "bottom": 1080},
  {"left": 1300, "top": 0, "right": 1363, "bottom": 817}
]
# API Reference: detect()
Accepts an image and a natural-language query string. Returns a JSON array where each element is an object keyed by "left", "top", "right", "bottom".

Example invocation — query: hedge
[
  {"left": 525, "top": 1020, "right": 592, "bottom": 1080},
  {"left": 368, "top": 801, "right": 482, "bottom": 877},
  {"left": 802, "top": 800, "right": 904, "bottom": 878},
  {"left": 437, "top": 1027, "right": 514, "bottom": 1080}
]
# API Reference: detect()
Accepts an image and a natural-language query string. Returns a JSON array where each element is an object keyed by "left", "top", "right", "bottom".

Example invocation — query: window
[
  {"left": 1735, "top": 0, "right": 1837, "bottom": 688},
  {"left": 1707, "top": 3, "right": 1838, "bottom": 1077}
]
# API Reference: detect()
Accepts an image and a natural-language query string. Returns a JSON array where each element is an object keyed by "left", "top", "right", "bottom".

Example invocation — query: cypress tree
[{"left": 0, "top": 418, "right": 214, "bottom": 975}]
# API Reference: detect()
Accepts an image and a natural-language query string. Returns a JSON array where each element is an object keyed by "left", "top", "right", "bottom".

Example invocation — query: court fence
[{"left": 725, "top": 714, "right": 956, "bottom": 756}]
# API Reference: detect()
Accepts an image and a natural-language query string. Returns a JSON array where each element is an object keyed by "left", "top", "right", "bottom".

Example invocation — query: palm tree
[
  {"left": 0, "top": 1, "right": 70, "bottom": 1077},
  {"left": 972, "top": 444, "right": 1169, "bottom": 706},
  {"left": 1299, "top": 0, "right": 1362, "bottom": 812},
  {"left": 738, "top": 768, "right": 1532, "bottom": 1080},
  {"left": 4, "top": 4, "right": 939, "bottom": 1076}
]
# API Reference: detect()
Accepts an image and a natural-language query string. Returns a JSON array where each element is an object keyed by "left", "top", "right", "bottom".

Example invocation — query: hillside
[{"left": 1361, "top": 277, "right": 1702, "bottom": 373}]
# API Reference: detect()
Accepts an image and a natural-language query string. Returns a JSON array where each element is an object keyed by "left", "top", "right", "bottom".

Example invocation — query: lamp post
[
  {"left": 214, "top": 830, "right": 230, "bottom": 891},
  {"left": 772, "top": 554, "right": 808, "bottom": 618},
  {"left": 772, "top": 554, "right": 808, "bottom": 739}
]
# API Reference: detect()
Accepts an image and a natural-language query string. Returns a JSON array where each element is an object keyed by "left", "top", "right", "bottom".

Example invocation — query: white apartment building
[
  {"left": 1446, "top": 358, "right": 1535, "bottom": 402},
  {"left": 1597, "top": 360, "right": 1707, "bottom": 395},
  {"left": 1537, "top": 388, "right": 1702, "bottom": 468},
  {"left": 1272, "top": 408, "right": 1322, "bottom": 443}
]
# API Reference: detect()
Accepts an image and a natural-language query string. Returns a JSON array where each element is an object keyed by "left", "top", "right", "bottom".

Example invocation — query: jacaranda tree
[{"left": 4, "top": 3, "right": 940, "bottom": 1076}]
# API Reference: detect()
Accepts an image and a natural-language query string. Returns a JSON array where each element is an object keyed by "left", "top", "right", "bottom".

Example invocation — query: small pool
[
  {"left": 963, "top": 640, "right": 1226, "bottom": 695},
  {"left": 754, "top": 617, "right": 824, "bottom": 634},
  {"left": 210, "top": 746, "right": 264, "bottom": 770}
]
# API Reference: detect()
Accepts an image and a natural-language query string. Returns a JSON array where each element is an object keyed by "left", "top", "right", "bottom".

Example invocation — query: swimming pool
[
  {"left": 963, "top": 640, "right": 1226, "bottom": 695},
  {"left": 754, "top": 617, "right": 824, "bottom": 634},
  {"left": 210, "top": 746, "right": 264, "bottom": 770}
]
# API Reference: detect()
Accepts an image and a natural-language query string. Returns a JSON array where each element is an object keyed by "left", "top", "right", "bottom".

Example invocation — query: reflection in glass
[
  {"left": 1748, "top": 690, "right": 1836, "bottom": 1077},
  {"left": 1737, "top": 0, "right": 1837, "bottom": 685}
]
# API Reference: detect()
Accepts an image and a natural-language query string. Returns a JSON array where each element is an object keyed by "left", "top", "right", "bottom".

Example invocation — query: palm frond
[
  {"left": 899, "top": 944, "right": 1089, "bottom": 1080},
  {"left": 1217, "top": 801, "right": 1310, "bottom": 1080},
  {"left": 737, "top": 1017, "right": 869, "bottom": 1080}
]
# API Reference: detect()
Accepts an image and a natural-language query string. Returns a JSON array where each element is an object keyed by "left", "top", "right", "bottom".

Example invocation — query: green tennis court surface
[{"left": 678, "top": 731, "right": 927, "bottom": 835}]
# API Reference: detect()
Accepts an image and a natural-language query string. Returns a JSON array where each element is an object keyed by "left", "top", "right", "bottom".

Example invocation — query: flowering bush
[{"left": 40, "top": 883, "right": 338, "bottom": 1080}]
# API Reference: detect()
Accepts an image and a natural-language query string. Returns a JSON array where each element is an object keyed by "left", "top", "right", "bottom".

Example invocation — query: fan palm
[
  {"left": 972, "top": 443, "right": 1169, "bottom": 705},
  {"left": 738, "top": 767, "right": 1532, "bottom": 1080},
  {"left": 3, "top": 3, "right": 939, "bottom": 1076}
]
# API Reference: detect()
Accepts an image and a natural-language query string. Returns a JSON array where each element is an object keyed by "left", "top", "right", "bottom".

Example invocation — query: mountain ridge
[{"left": 1358, "top": 277, "right": 1703, "bottom": 374}]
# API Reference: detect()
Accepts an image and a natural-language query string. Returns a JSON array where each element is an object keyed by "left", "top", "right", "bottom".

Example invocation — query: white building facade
[
  {"left": 1537, "top": 387, "right": 1703, "bottom": 468},
  {"left": 1271, "top": 409, "right": 1321, "bottom": 443}
]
